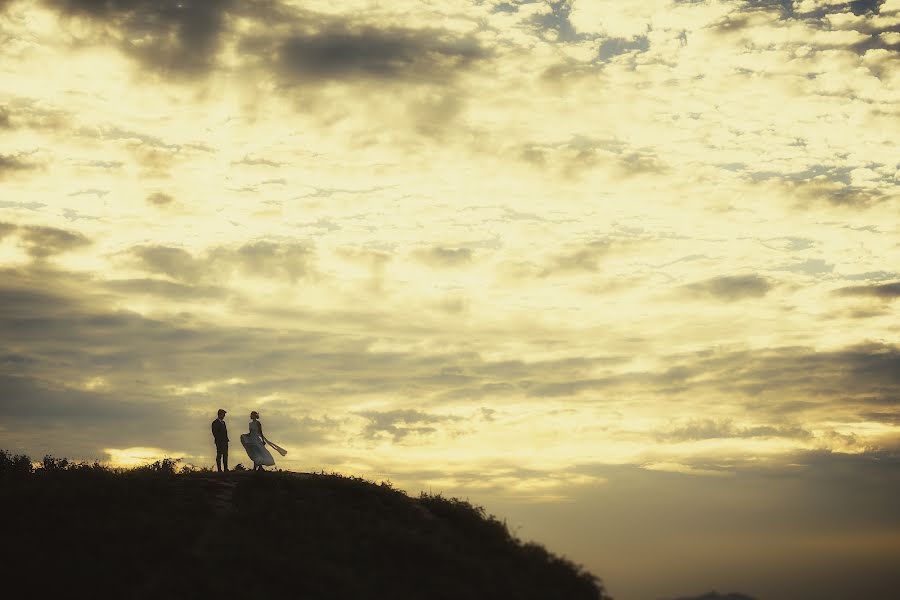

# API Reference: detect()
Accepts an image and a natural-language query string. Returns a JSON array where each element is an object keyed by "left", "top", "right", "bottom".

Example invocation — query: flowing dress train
[{"left": 240, "top": 420, "right": 275, "bottom": 467}]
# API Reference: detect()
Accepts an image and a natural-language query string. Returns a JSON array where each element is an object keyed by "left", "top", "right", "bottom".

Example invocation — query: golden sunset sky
[{"left": 2, "top": 1, "right": 899, "bottom": 598}]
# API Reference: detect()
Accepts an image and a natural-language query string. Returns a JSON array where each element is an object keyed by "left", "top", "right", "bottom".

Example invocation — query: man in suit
[{"left": 211, "top": 409, "right": 229, "bottom": 472}]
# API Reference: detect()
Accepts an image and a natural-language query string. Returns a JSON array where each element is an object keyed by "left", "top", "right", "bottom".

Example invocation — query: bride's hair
[{"left": 250, "top": 411, "right": 259, "bottom": 419}]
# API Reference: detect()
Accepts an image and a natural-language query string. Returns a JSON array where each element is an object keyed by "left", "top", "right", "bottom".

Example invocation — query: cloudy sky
[{"left": 1, "top": 0, "right": 899, "bottom": 598}]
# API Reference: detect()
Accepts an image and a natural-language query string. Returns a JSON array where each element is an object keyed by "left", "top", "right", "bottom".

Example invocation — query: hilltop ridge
[{"left": 0, "top": 452, "right": 610, "bottom": 599}]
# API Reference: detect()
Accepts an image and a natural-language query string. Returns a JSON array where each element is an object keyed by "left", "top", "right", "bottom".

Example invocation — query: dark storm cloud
[
  {"left": 413, "top": 246, "right": 473, "bottom": 268},
  {"left": 265, "top": 23, "right": 487, "bottom": 84},
  {"left": 0, "top": 105, "right": 10, "bottom": 127},
  {"left": 48, "top": 0, "right": 235, "bottom": 75},
  {"left": 47, "top": 0, "right": 489, "bottom": 83},
  {"left": 835, "top": 281, "right": 900, "bottom": 299},
  {"left": 683, "top": 274, "right": 772, "bottom": 301}
]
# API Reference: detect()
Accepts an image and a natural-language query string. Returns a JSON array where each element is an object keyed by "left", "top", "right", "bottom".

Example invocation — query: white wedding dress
[{"left": 240, "top": 420, "right": 275, "bottom": 467}]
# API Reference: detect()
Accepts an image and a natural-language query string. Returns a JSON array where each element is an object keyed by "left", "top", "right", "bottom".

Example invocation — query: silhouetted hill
[
  {"left": 667, "top": 593, "right": 757, "bottom": 600},
  {"left": 1, "top": 451, "right": 610, "bottom": 599}
]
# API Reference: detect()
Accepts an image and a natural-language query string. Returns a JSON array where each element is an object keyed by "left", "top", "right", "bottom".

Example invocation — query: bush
[
  {"left": 0, "top": 449, "right": 33, "bottom": 478},
  {"left": 133, "top": 457, "right": 181, "bottom": 475},
  {"left": 41, "top": 454, "right": 70, "bottom": 472}
]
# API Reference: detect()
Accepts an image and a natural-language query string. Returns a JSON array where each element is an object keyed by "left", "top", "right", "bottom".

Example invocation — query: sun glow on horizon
[{"left": 103, "top": 447, "right": 186, "bottom": 468}]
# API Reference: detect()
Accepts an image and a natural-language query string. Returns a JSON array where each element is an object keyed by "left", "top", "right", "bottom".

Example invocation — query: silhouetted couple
[{"left": 211, "top": 409, "right": 281, "bottom": 472}]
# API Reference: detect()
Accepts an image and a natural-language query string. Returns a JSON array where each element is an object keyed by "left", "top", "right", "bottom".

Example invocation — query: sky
[{"left": 1, "top": 0, "right": 899, "bottom": 598}]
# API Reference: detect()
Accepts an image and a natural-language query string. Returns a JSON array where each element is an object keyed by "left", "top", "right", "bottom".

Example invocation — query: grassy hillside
[{"left": 1, "top": 451, "right": 611, "bottom": 599}]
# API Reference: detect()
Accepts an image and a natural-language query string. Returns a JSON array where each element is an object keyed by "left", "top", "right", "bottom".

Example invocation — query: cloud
[
  {"left": 223, "top": 240, "right": 315, "bottom": 282},
  {"left": 0, "top": 153, "right": 36, "bottom": 178},
  {"left": 128, "top": 245, "right": 206, "bottom": 282},
  {"left": 0, "top": 225, "right": 92, "bottom": 258},
  {"left": 102, "top": 278, "right": 227, "bottom": 300},
  {"left": 146, "top": 192, "right": 175, "bottom": 206},
  {"left": 540, "top": 240, "right": 618, "bottom": 277},
  {"left": 270, "top": 24, "right": 488, "bottom": 84},
  {"left": 127, "top": 241, "right": 316, "bottom": 284},
  {"left": 40, "top": 0, "right": 491, "bottom": 99},
  {"left": 791, "top": 179, "right": 888, "bottom": 208},
  {"left": 0, "top": 374, "right": 160, "bottom": 421},
  {"left": 835, "top": 281, "right": 900, "bottom": 299},
  {"left": 49, "top": 0, "right": 236, "bottom": 75},
  {"left": 413, "top": 246, "right": 474, "bottom": 268},
  {"left": 659, "top": 418, "right": 812, "bottom": 442},
  {"left": 530, "top": 0, "right": 583, "bottom": 43},
  {"left": 0, "top": 372, "right": 205, "bottom": 459},
  {"left": 683, "top": 275, "right": 773, "bottom": 301},
  {"left": 0, "top": 99, "right": 71, "bottom": 132},
  {"left": 525, "top": 342, "right": 900, "bottom": 418},
  {"left": 357, "top": 409, "right": 460, "bottom": 442},
  {"left": 0, "top": 222, "right": 16, "bottom": 239},
  {"left": 232, "top": 156, "right": 284, "bottom": 168},
  {"left": 777, "top": 258, "right": 833, "bottom": 275}
]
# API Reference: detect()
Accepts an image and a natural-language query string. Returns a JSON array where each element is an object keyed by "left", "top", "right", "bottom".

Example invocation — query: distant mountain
[
  {"left": 1, "top": 451, "right": 610, "bottom": 599},
  {"left": 667, "top": 593, "right": 757, "bottom": 600}
]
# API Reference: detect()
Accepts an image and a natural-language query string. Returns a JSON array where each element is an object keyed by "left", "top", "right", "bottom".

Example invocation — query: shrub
[
  {"left": 40, "top": 454, "right": 70, "bottom": 472},
  {"left": 133, "top": 457, "right": 181, "bottom": 475},
  {"left": 0, "top": 449, "right": 33, "bottom": 478}
]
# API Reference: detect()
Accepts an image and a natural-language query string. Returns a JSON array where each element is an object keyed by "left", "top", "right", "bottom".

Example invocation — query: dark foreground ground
[{"left": 0, "top": 451, "right": 610, "bottom": 599}]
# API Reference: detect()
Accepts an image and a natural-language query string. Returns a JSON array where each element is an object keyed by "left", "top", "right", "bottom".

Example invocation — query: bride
[{"left": 240, "top": 410, "right": 275, "bottom": 471}]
